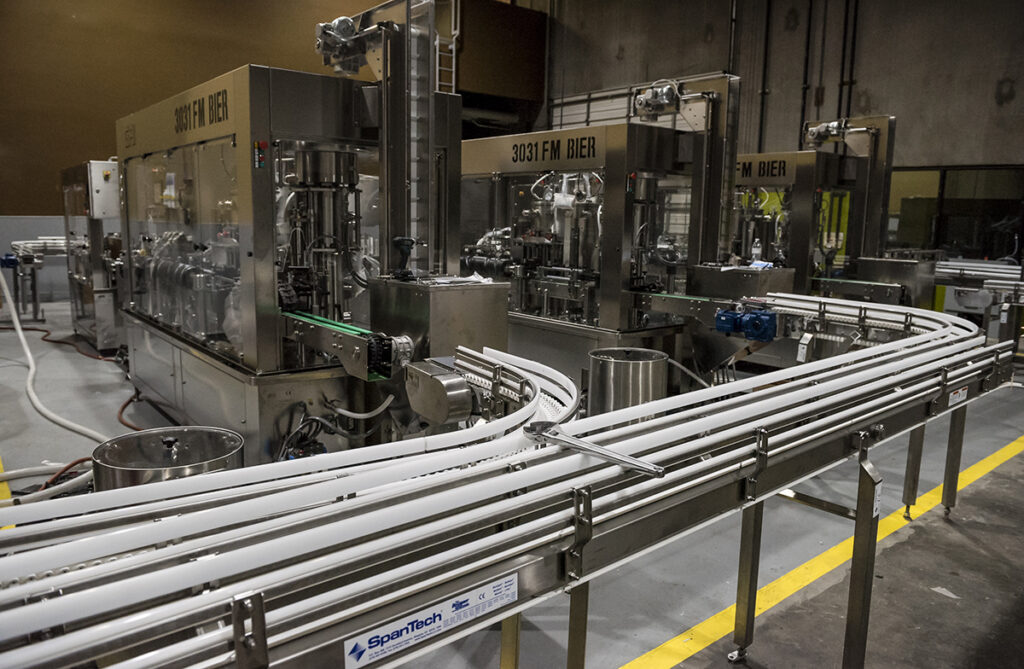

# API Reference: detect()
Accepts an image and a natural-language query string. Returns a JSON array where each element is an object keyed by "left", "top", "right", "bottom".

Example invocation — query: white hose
[
  {"left": 667, "top": 357, "right": 710, "bottom": 388},
  {"left": 0, "top": 269, "right": 110, "bottom": 445},
  {"left": 0, "top": 471, "right": 95, "bottom": 508},
  {"left": 0, "top": 465, "right": 64, "bottom": 483},
  {"left": 328, "top": 394, "right": 395, "bottom": 420}
]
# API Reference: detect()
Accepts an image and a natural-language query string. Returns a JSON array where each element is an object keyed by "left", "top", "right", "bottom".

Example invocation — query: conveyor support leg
[
  {"left": 566, "top": 582, "right": 590, "bottom": 668},
  {"left": 728, "top": 500, "right": 764, "bottom": 662},
  {"left": 902, "top": 425, "right": 926, "bottom": 519},
  {"left": 500, "top": 613, "right": 521, "bottom": 669},
  {"left": 842, "top": 454, "right": 883, "bottom": 669},
  {"left": 941, "top": 405, "right": 967, "bottom": 517}
]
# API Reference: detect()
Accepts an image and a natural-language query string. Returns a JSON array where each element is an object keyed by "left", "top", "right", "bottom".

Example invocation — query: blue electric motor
[
  {"left": 715, "top": 310, "right": 742, "bottom": 334},
  {"left": 740, "top": 310, "right": 777, "bottom": 342},
  {"left": 714, "top": 309, "right": 777, "bottom": 343}
]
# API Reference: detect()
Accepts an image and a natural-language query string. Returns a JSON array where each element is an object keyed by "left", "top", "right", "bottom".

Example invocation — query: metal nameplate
[
  {"left": 463, "top": 127, "right": 610, "bottom": 174},
  {"left": 117, "top": 66, "right": 244, "bottom": 158},
  {"left": 735, "top": 152, "right": 800, "bottom": 187},
  {"left": 343, "top": 573, "right": 519, "bottom": 667}
]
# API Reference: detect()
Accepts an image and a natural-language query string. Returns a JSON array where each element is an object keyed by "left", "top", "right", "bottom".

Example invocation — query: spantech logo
[{"left": 348, "top": 642, "right": 366, "bottom": 662}]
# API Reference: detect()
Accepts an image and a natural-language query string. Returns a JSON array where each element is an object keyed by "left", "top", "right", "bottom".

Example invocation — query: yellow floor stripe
[
  {"left": 0, "top": 456, "right": 9, "bottom": 501},
  {"left": 622, "top": 433, "right": 1024, "bottom": 668},
  {"left": 0, "top": 456, "right": 11, "bottom": 530}
]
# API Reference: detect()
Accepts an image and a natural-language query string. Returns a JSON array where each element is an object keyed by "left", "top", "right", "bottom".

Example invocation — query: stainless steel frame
[
  {"left": 123, "top": 313, "right": 364, "bottom": 463},
  {"left": 61, "top": 160, "right": 122, "bottom": 351},
  {"left": 804, "top": 115, "right": 896, "bottom": 262}
]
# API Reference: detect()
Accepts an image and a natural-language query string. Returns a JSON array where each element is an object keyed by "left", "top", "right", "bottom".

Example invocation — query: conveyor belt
[
  {"left": 0, "top": 294, "right": 1013, "bottom": 668},
  {"left": 936, "top": 259, "right": 1024, "bottom": 283}
]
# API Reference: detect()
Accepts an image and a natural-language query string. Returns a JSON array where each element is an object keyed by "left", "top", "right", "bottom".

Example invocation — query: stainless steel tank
[
  {"left": 587, "top": 347, "right": 668, "bottom": 416},
  {"left": 92, "top": 426, "right": 244, "bottom": 491}
]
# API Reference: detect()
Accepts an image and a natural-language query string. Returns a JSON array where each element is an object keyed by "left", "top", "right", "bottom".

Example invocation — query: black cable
[{"left": 275, "top": 414, "right": 383, "bottom": 462}]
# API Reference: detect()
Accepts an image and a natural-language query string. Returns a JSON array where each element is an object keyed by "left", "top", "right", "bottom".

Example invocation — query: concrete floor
[
  {"left": 1, "top": 303, "right": 1022, "bottom": 668},
  {"left": 687, "top": 453, "right": 1024, "bottom": 668},
  {"left": 0, "top": 302, "right": 170, "bottom": 478}
]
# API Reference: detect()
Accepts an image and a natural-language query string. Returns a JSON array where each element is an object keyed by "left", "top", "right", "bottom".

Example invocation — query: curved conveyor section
[{"left": 0, "top": 294, "right": 1013, "bottom": 668}]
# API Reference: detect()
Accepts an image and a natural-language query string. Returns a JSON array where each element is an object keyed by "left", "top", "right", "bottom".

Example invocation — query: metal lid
[
  {"left": 589, "top": 347, "right": 668, "bottom": 363},
  {"left": 92, "top": 426, "right": 243, "bottom": 491}
]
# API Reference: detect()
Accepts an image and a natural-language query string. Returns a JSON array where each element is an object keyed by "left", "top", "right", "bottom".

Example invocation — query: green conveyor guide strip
[
  {"left": 285, "top": 310, "right": 387, "bottom": 382},
  {"left": 645, "top": 292, "right": 712, "bottom": 302},
  {"left": 286, "top": 311, "right": 373, "bottom": 336}
]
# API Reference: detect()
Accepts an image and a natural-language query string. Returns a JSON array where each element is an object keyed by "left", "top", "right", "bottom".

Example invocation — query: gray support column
[
  {"left": 500, "top": 613, "right": 522, "bottom": 669},
  {"left": 942, "top": 405, "right": 968, "bottom": 516},
  {"left": 842, "top": 455, "right": 883, "bottom": 669},
  {"left": 902, "top": 425, "right": 926, "bottom": 519},
  {"left": 728, "top": 501, "right": 765, "bottom": 663},
  {"left": 566, "top": 582, "right": 590, "bottom": 669}
]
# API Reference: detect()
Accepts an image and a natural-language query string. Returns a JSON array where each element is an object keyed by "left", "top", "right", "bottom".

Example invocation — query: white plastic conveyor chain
[
  {"left": 0, "top": 348, "right": 573, "bottom": 529},
  {"left": 0, "top": 294, "right": 1012, "bottom": 668},
  {"left": 936, "top": 259, "right": 1024, "bottom": 281}
]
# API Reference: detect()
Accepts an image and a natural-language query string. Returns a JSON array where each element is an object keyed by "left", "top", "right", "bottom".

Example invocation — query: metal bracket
[
  {"left": 982, "top": 350, "right": 1000, "bottom": 391},
  {"left": 744, "top": 428, "right": 769, "bottom": 501},
  {"left": 796, "top": 332, "right": 815, "bottom": 363},
  {"left": 567, "top": 486, "right": 593, "bottom": 581},
  {"left": 929, "top": 367, "right": 949, "bottom": 416},
  {"left": 727, "top": 647, "right": 748, "bottom": 663},
  {"left": 232, "top": 592, "right": 269, "bottom": 669},
  {"left": 903, "top": 312, "right": 913, "bottom": 334},
  {"left": 854, "top": 430, "right": 871, "bottom": 460},
  {"left": 778, "top": 488, "right": 857, "bottom": 520},
  {"left": 524, "top": 422, "right": 665, "bottom": 478},
  {"left": 23, "top": 588, "right": 65, "bottom": 641},
  {"left": 490, "top": 363, "right": 505, "bottom": 396}
]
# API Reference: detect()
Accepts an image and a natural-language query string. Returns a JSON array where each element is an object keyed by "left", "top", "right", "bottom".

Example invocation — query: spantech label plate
[{"left": 343, "top": 573, "right": 518, "bottom": 668}]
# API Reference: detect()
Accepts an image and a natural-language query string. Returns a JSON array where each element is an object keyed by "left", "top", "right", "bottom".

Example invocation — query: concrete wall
[
  {"left": 546, "top": 0, "right": 1024, "bottom": 167},
  {"left": 0, "top": 0, "right": 378, "bottom": 216},
  {"left": 0, "top": 216, "right": 69, "bottom": 303}
]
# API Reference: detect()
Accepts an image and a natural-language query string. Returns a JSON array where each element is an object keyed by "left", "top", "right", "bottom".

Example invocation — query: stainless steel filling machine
[
  {"left": 722, "top": 115, "right": 898, "bottom": 301},
  {"left": 459, "top": 75, "right": 739, "bottom": 383},
  {"left": 115, "top": 0, "right": 506, "bottom": 464}
]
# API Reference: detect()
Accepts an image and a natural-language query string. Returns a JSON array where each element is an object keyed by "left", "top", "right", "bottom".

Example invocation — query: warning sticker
[{"left": 948, "top": 386, "right": 969, "bottom": 407}]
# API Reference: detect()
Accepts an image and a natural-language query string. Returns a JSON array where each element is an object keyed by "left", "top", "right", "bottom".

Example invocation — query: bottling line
[{"left": 0, "top": 1, "right": 1020, "bottom": 668}]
